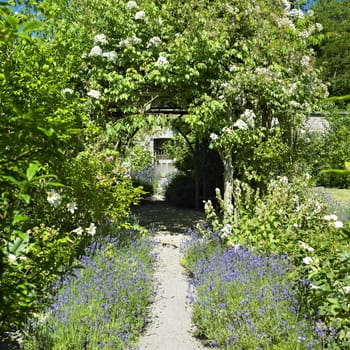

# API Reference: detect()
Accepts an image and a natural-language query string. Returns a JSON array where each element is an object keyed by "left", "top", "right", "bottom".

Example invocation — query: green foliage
[
  {"left": 1, "top": 225, "right": 80, "bottom": 330},
  {"left": 312, "top": 0, "right": 350, "bottom": 97},
  {"left": 316, "top": 112, "right": 350, "bottom": 187}
]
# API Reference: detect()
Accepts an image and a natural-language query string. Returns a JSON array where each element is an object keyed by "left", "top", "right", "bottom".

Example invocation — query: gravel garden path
[{"left": 133, "top": 198, "right": 206, "bottom": 350}]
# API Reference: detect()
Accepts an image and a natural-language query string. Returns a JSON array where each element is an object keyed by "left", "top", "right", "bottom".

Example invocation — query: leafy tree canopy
[{"left": 312, "top": 0, "right": 350, "bottom": 96}]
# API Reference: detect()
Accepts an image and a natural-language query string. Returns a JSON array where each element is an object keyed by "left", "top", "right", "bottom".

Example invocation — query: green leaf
[
  {"left": 37, "top": 127, "right": 55, "bottom": 137},
  {"left": 20, "top": 194, "right": 31, "bottom": 204},
  {"left": 1, "top": 175, "right": 21, "bottom": 186},
  {"left": 19, "top": 21, "right": 43, "bottom": 33},
  {"left": 26, "top": 162, "right": 41, "bottom": 182},
  {"left": 8, "top": 233, "right": 29, "bottom": 255},
  {"left": 12, "top": 214, "right": 29, "bottom": 225}
]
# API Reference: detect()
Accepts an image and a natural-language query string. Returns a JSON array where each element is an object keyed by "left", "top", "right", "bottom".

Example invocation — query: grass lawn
[{"left": 323, "top": 188, "right": 350, "bottom": 202}]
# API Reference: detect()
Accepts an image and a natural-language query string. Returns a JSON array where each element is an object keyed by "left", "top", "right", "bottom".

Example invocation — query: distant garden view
[{"left": 0, "top": 0, "right": 349, "bottom": 349}]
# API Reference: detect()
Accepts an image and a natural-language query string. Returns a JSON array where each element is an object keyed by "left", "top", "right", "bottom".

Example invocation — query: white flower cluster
[
  {"left": 287, "top": 8, "right": 304, "bottom": 19},
  {"left": 241, "top": 109, "right": 256, "bottom": 127},
  {"left": 277, "top": 176, "right": 289, "bottom": 185},
  {"left": 126, "top": 1, "right": 138, "bottom": 10},
  {"left": 288, "top": 82, "right": 297, "bottom": 95},
  {"left": 298, "top": 240, "right": 314, "bottom": 252},
  {"left": 222, "top": 126, "right": 233, "bottom": 134},
  {"left": 88, "top": 45, "right": 118, "bottom": 62},
  {"left": 289, "top": 100, "right": 301, "bottom": 108},
  {"left": 282, "top": 0, "right": 291, "bottom": 11},
  {"left": 72, "top": 223, "right": 96, "bottom": 236},
  {"left": 155, "top": 55, "right": 168, "bottom": 67},
  {"left": 297, "top": 30, "right": 310, "bottom": 38},
  {"left": 210, "top": 133, "right": 219, "bottom": 141},
  {"left": 135, "top": 10, "right": 146, "bottom": 20},
  {"left": 88, "top": 45, "right": 103, "bottom": 57},
  {"left": 119, "top": 35, "right": 142, "bottom": 47},
  {"left": 233, "top": 119, "right": 248, "bottom": 130},
  {"left": 93, "top": 34, "right": 108, "bottom": 45},
  {"left": 324, "top": 214, "right": 343, "bottom": 228},
  {"left": 300, "top": 55, "right": 310, "bottom": 67},
  {"left": 255, "top": 67, "right": 271, "bottom": 75},
  {"left": 147, "top": 36, "right": 162, "bottom": 48},
  {"left": 102, "top": 51, "right": 118, "bottom": 61},
  {"left": 220, "top": 224, "right": 232, "bottom": 239},
  {"left": 277, "top": 17, "right": 295, "bottom": 31},
  {"left": 61, "top": 88, "right": 74, "bottom": 95},
  {"left": 303, "top": 256, "right": 313, "bottom": 265},
  {"left": 87, "top": 89, "right": 101, "bottom": 99}
]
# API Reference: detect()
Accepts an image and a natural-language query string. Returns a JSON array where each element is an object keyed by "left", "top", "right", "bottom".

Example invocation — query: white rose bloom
[
  {"left": 8, "top": 254, "right": 17, "bottom": 264},
  {"left": 93, "top": 34, "right": 107, "bottom": 45},
  {"left": 330, "top": 214, "right": 338, "bottom": 221},
  {"left": 87, "top": 89, "right": 101, "bottom": 99},
  {"left": 333, "top": 221, "right": 343, "bottom": 229},
  {"left": 298, "top": 241, "right": 314, "bottom": 252},
  {"left": 126, "top": 1, "right": 138, "bottom": 10},
  {"left": 315, "top": 23, "right": 323, "bottom": 32},
  {"left": 210, "top": 133, "right": 219, "bottom": 141},
  {"left": 135, "top": 10, "right": 146, "bottom": 20},
  {"left": 155, "top": 55, "right": 168, "bottom": 67},
  {"left": 61, "top": 88, "right": 74, "bottom": 95},
  {"left": 303, "top": 257, "right": 313, "bottom": 265},
  {"left": 88, "top": 45, "right": 103, "bottom": 57}
]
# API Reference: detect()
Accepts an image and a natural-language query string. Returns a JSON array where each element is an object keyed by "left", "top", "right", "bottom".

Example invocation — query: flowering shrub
[
  {"left": 199, "top": 175, "right": 350, "bottom": 347},
  {"left": 23, "top": 233, "right": 154, "bottom": 349},
  {"left": 184, "top": 236, "right": 336, "bottom": 349}
]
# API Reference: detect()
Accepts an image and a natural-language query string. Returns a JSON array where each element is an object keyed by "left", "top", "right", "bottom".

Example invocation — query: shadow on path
[{"left": 132, "top": 199, "right": 205, "bottom": 235}]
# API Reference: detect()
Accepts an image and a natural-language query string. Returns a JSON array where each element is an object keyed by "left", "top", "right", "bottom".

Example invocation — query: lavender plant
[
  {"left": 185, "top": 239, "right": 337, "bottom": 349},
  {"left": 195, "top": 175, "right": 350, "bottom": 347},
  {"left": 23, "top": 234, "right": 154, "bottom": 350}
]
